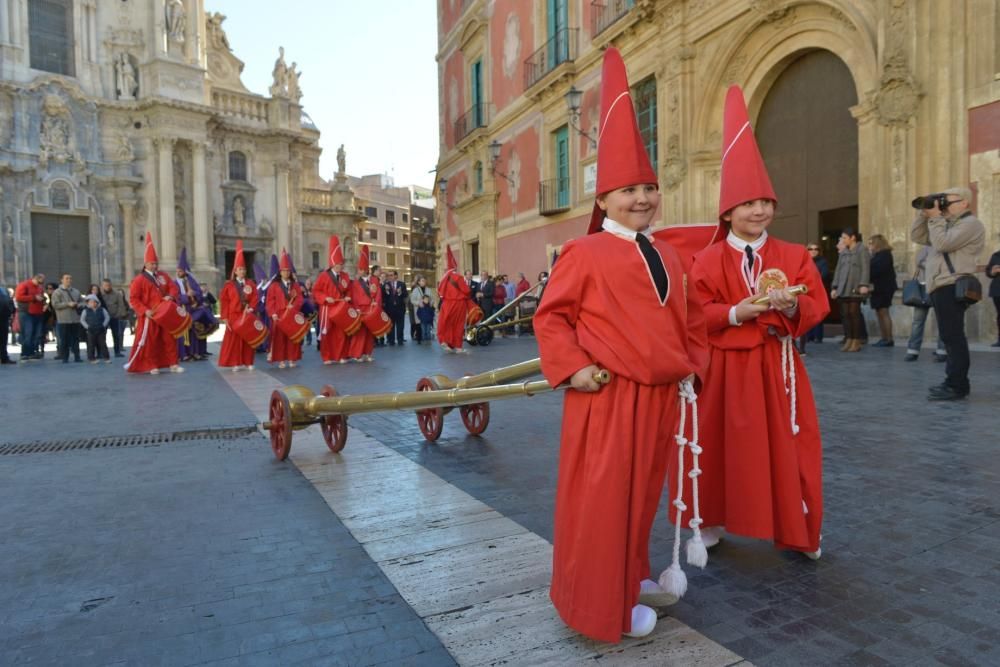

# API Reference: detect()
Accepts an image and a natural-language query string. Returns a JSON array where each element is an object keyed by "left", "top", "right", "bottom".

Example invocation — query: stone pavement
[{"left": 2, "top": 331, "right": 998, "bottom": 665}]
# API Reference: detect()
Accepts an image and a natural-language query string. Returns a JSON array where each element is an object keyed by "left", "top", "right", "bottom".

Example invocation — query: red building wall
[
  {"left": 496, "top": 125, "right": 540, "bottom": 219},
  {"left": 969, "top": 101, "right": 1000, "bottom": 155},
  {"left": 498, "top": 213, "right": 589, "bottom": 279},
  {"left": 442, "top": 50, "right": 466, "bottom": 151},
  {"left": 490, "top": 0, "right": 534, "bottom": 114}
]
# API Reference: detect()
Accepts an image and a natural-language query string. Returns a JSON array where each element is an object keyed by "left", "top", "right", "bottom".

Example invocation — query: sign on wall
[{"left": 583, "top": 163, "right": 597, "bottom": 195}]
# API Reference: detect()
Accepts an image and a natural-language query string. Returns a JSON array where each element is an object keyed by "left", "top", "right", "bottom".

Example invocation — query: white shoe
[
  {"left": 247, "top": 365, "right": 255, "bottom": 371},
  {"left": 638, "top": 579, "right": 678, "bottom": 607},
  {"left": 338, "top": 359, "right": 348, "bottom": 364},
  {"left": 623, "top": 604, "right": 656, "bottom": 638},
  {"left": 364, "top": 355, "right": 373, "bottom": 363},
  {"left": 169, "top": 365, "right": 184, "bottom": 373},
  {"left": 456, "top": 347, "right": 469, "bottom": 354},
  {"left": 149, "top": 368, "right": 160, "bottom": 375},
  {"left": 440, "top": 343, "right": 452, "bottom": 352},
  {"left": 278, "top": 361, "right": 287, "bottom": 369},
  {"left": 323, "top": 360, "right": 334, "bottom": 365},
  {"left": 805, "top": 547, "right": 822, "bottom": 560},
  {"left": 288, "top": 362, "right": 297, "bottom": 368},
  {"left": 230, "top": 365, "right": 243, "bottom": 373},
  {"left": 701, "top": 526, "right": 725, "bottom": 549}
]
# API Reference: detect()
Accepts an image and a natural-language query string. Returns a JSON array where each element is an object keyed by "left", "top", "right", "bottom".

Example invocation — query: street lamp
[
  {"left": 488, "top": 139, "right": 515, "bottom": 186},
  {"left": 565, "top": 85, "right": 597, "bottom": 149}
]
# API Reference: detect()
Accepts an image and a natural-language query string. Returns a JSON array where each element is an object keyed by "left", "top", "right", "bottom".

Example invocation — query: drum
[
  {"left": 230, "top": 310, "right": 269, "bottom": 348},
  {"left": 151, "top": 300, "right": 192, "bottom": 338},
  {"left": 275, "top": 311, "right": 312, "bottom": 344},
  {"left": 325, "top": 301, "right": 363, "bottom": 336},
  {"left": 466, "top": 301, "right": 484, "bottom": 326},
  {"left": 190, "top": 306, "right": 219, "bottom": 340},
  {"left": 362, "top": 304, "right": 393, "bottom": 337}
]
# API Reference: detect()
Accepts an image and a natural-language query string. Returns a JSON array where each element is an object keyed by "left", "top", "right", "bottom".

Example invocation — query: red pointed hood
[
  {"left": 328, "top": 235, "right": 343, "bottom": 267},
  {"left": 587, "top": 47, "right": 658, "bottom": 235},
  {"left": 143, "top": 232, "right": 159, "bottom": 264},
  {"left": 279, "top": 248, "right": 292, "bottom": 272},
  {"left": 446, "top": 245, "right": 458, "bottom": 273},
  {"left": 358, "top": 245, "right": 370, "bottom": 275},
  {"left": 232, "top": 239, "right": 246, "bottom": 277},
  {"left": 718, "top": 85, "right": 776, "bottom": 221}
]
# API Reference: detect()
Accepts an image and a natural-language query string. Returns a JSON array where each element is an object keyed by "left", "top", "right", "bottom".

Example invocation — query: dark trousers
[
  {"left": 0, "top": 314, "right": 10, "bottom": 361},
  {"left": 387, "top": 312, "right": 406, "bottom": 344},
  {"left": 930, "top": 286, "right": 971, "bottom": 394},
  {"left": 86, "top": 328, "right": 110, "bottom": 360},
  {"left": 18, "top": 312, "right": 41, "bottom": 357},
  {"left": 57, "top": 322, "right": 82, "bottom": 361},
  {"left": 839, "top": 299, "right": 863, "bottom": 340},
  {"left": 109, "top": 317, "right": 125, "bottom": 355},
  {"left": 993, "top": 296, "right": 1000, "bottom": 339}
]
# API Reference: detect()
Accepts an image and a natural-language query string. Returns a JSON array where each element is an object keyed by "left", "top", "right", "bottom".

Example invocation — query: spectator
[
  {"left": 417, "top": 294, "right": 435, "bottom": 344},
  {"left": 80, "top": 294, "right": 111, "bottom": 364},
  {"left": 504, "top": 273, "right": 516, "bottom": 303},
  {"left": 515, "top": 272, "right": 531, "bottom": 297},
  {"left": 830, "top": 228, "right": 870, "bottom": 352},
  {"left": 910, "top": 186, "right": 986, "bottom": 400},
  {"left": 301, "top": 277, "right": 316, "bottom": 346},
  {"left": 101, "top": 279, "right": 129, "bottom": 358},
  {"left": 409, "top": 276, "right": 433, "bottom": 344},
  {"left": 381, "top": 270, "right": 408, "bottom": 345},
  {"left": 14, "top": 273, "right": 46, "bottom": 360},
  {"left": 51, "top": 273, "right": 83, "bottom": 363},
  {"left": 987, "top": 245, "right": 1000, "bottom": 347},
  {"left": 798, "top": 243, "right": 830, "bottom": 354},
  {"left": 42, "top": 282, "right": 58, "bottom": 346},
  {"left": 905, "top": 245, "right": 947, "bottom": 362},
  {"left": 868, "top": 234, "right": 897, "bottom": 347},
  {"left": 0, "top": 285, "right": 14, "bottom": 364},
  {"left": 474, "top": 271, "right": 495, "bottom": 319},
  {"left": 493, "top": 275, "right": 508, "bottom": 335}
]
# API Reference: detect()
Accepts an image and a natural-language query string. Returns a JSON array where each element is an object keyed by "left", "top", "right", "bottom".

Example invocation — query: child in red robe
[
  {"left": 675, "top": 85, "right": 829, "bottom": 559},
  {"left": 218, "top": 240, "right": 260, "bottom": 371},
  {"left": 436, "top": 246, "right": 470, "bottom": 353},
  {"left": 124, "top": 232, "right": 183, "bottom": 375},
  {"left": 266, "top": 249, "right": 303, "bottom": 368},
  {"left": 347, "top": 245, "right": 379, "bottom": 362},
  {"left": 533, "top": 48, "right": 709, "bottom": 643},
  {"left": 313, "top": 235, "right": 354, "bottom": 365}
]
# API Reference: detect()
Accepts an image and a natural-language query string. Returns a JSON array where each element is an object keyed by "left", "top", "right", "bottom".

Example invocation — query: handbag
[
  {"left": 901, "top": 278, "right": 930, "bottom": 307},
  {"left": 942, "top": 253, "right": 983, "bottom": 306}
]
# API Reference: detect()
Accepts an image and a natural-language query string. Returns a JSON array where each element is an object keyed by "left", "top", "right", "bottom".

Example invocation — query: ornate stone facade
[
  {"left": 0, "top": 0, "right": 364, "bottom": 291},
  {"left": 436, "top": 0, "right": 1000, "bottom": 342}
]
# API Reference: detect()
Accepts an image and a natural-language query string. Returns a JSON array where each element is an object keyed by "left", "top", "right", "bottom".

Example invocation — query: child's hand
[
  {"left": 734, "top": 295, "right": 768, "bottom": 322},
  {"left": 570, "top": 364, "right": 602, "bottom": 392}
]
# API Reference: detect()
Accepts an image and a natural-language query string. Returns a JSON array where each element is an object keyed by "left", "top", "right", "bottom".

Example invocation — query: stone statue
[
  {"left": 116, "top": 53, "right": 137, "bottom": 100},
  {"left": 39, "top": 95, "right": 73, "bottom": 164},
  {"left": 107, "top": 223, "right": 117, "bottom": 248},
  {"left": 3, "top": 216, "right": 12, "bottom": 239},
  {"left": 116, "top": 133, "right": 134, "bottom": 162},
  {"left": 287, "top": 63, "right": 302, "bottom": 102},
  {"left": 269, "top": 47, "right": 288, "bottom": 97},
  {"left": 207, "top": 13, "right": 231, "bottom": 51},
  {"left": 232, "top": 196, "right": 245, "bottom": 226},
  {"left": 166, "top": 0, "right": 186, "bottom": 44},
  {"left": 336, "top": 144, "right": 346, "bottom": 174}
]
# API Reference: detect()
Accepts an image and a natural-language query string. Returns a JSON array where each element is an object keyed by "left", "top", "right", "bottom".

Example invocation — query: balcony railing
[
  {"left": 539, "top": 178, "right": 571, "bottom": 216},
  {"left": 454, "top": 102, "right": 489, "bottom": 143},
  {"left": 591, "top": 0, "right": 634, "bottom": 37},
  {"left": 212, "top": 90, "right": 269, "bottom": 124},
  {"left": 524, "top": 28, "right": 579, "bottom": 90},
  {"left": 301, "top": 188, "right": 332, "bottom": 209}
]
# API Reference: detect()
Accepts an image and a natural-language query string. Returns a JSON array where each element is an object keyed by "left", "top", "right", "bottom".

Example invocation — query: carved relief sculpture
[
  {"left": 116, "top": 133, "right": 134, "bottom": 162},
  {"left": 39, "top": 95, "right": 76, "bottom": 166},
  {"left": 166, "top": 0, "right": 187, "bottom": 44},
  {"left": 116, "top": 53, "right": 138, "bottom": 100}
]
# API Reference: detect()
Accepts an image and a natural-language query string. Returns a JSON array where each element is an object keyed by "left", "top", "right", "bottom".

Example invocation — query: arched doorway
[{"left": 755, "top": 50, "right": 858, "bottom": 260}]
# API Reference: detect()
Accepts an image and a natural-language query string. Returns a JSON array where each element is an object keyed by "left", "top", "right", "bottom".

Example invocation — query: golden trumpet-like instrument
[
  {"left": 465, "top": 281, "right": 543, "bottom": 345},
  {"left": 751, "top": 284, "right": 808, "bottom": 305}
]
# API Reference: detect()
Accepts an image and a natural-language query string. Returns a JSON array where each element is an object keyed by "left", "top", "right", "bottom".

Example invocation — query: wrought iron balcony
[
  {"left": 591, "top": 0, "right": 635, "bottom": 37},
  {"left": 524, "top": 28, "right": 579, "bottom": 90},
  {"left": 538, "top": 178, "right": 571, "bottom": 216},
  {"left": 454, "top": 102, "right": 489, "bottom": 143}
]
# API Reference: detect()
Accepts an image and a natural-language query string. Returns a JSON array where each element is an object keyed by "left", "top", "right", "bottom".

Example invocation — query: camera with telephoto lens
[{"left": 911, "top": 193, "right": 949, "bottom": 210}]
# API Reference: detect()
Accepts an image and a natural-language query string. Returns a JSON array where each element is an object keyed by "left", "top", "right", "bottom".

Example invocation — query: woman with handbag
[
  {"left": 904, "top": 246, "right": 946, "bottom": 361},
  {"left": 830, "top": 228, "right": 870, "bottom": 352},
  {"left": 867, "top": 235, "right": 897, "bottom": 347}
]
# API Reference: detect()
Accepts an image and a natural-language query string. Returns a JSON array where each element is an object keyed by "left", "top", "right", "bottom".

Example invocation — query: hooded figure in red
[
  {"left": 124, "top": 232, "right": 183, "bottom": 374},
  {"left": 218, "top": 240, "right": 260, "bottom": 370},
  {"left": 266, "top": 248, "right": 303, "bottom": 367},
  {"left": 313, "top": 235, "right": 354, "bottom": 364},
  {"left": 435, "top": 245, "right": 470, "bottom": 352},
  {"left": 675, "top": 85, "right": 829, "bottom": 560},
  {"left": 347, "top": 245, "right": 381, "bottom": 362},
  {"left": 533, "top": 47, "right": 709, "bottom": 643}
]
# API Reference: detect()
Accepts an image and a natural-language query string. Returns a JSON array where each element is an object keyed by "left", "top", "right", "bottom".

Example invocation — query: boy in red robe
[
  {"left": 218, "top": 240, "right": 260, "bottom": 371},
  {"left": 436, "top": 246, "right": 470, "bottom": 353},
  {"left": 313, "top": 235, "right": 354, "bottom": 365},
  {"left": 347, "top": 245, "right": 379, "bottom": 362},
  {"left": 533, "top": 48, "right": 709, "bottom": 643},
  {"left": 266, "top": 249, "right": 303, "bottom": 368},
  {"left": 124, "top": 232, "right": 183, "bottom": 375},
  {"left": 676, "top": 85, "right": 829, "bottom": 559}
]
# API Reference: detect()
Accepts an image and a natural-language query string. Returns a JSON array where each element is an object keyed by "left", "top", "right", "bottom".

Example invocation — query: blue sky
[{"left": 207, "top": 1, "right": 439, "bottom": 189}]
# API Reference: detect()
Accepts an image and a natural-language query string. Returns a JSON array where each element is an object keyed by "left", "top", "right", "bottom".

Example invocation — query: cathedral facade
[{"left": 0, "top": 0, "right": 363, "bottom": 291}]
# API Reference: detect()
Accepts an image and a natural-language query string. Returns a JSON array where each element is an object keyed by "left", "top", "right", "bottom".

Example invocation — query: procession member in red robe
[
  {"left": 124, "top": 232, "right": 183, "bottom": 375},
  {"left": 313, "top": 235, "right": 354, "bottom": 365},
  {"left": 436, "top": 246, "right": 470, "bottom": 353},
  {"left": 218, "top": 240, "right": 260, "bottom": 371},
  {"left": 534, "top": 48, "right": 709, "bottom": 644},
  {"left": 266, "top": 249, "right": 303, "bottom": 368},
  {"left": 675, "top": 85, "right": 829, "bottom": 559},
  {"left": 347, "top": 245, "right": 379, "bottom": 362}
]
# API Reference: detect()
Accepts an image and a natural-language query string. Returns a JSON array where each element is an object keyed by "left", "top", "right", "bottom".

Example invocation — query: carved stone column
[
  {"left": 0, "top": 0, "right": 10, "bottom": 45},
  {"left": 121, "top": 198, "right": 137, "bottom": 279},
  {"left": 275, "top": 163, "right": 290, "bottom": 253},
  {"left": 191, "top": 141, "right": 211, "bottom": 271},
  {"left": 156, "top": 137, "right": 177, "bottom": 267}
]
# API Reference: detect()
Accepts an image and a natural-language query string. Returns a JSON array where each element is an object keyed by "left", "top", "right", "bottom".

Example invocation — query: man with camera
[{"left": 910, "top": 187, "right": 985, "bottom": 401}]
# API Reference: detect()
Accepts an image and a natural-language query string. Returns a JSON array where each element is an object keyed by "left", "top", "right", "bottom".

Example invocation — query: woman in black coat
[
  {"left": 986, "top": 248, "right": 1000, "bottom": 347},
  {"left": 868, "top": 234, "right": 897, "bottom": 347}
]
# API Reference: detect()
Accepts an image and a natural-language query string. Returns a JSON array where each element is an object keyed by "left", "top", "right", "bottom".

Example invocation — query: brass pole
[{"left": 751, "top": 284, "right": 808, "bottom": 305}]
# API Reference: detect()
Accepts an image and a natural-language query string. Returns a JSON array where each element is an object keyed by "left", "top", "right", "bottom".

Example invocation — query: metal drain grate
[{"left": 0, "top": 426, "right": 259, "bottom": 456}]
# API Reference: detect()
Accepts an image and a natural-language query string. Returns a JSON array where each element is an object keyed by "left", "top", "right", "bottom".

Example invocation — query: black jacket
[
  {"left": 987, "top": 251, "right": 1000, "bottom": 299},
  {"left": 381, "top": 280, "right": 408, "bottom": 315}
]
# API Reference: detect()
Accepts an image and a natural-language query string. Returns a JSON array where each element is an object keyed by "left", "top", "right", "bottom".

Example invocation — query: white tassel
[
  {"left": 658, "top": 563, "right": 688, "bottom": 598},
  {"left": 686, "top": 533, "right": 708, "bottom": 569},
  {"left": 780, "top": 336, "right": 800, "bottom": 435}
]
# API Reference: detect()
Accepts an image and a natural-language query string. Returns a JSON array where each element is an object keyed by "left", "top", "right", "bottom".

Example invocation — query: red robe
[
  {"left": 347, "top": 276, "right": 380, "bottom": 359},
  {"left": 124, "top": 270, "right": 181, "bottom": 373},
  {"left": 436, "top": 271, "right": 470, "bottom": 349},
  {"left": 534, "top": 231, "right": 708, "bottom": 643},
  {"left": 682, "top": 236, "right": 829, "bottom": 553},
  {"left": 219, "top": 278, "right": 259, "bottom": 368},
  {"left": 313, "top": 269, "right": 353, "bottom": 362},
  {"left": 266, "top": 280, "right": 303, "bottom": 363}
]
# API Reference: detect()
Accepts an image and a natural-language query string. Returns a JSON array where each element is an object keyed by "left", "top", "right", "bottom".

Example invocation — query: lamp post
[
  {"left": 565, "top": 85, "right": 597, "bottom": 149},
  {"left": 488, "top": 140, "right": 515, "bottom": 186}
]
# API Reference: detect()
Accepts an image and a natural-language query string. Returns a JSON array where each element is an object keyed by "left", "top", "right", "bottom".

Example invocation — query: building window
[
  {"left": 29, "top": 0, "right": 74, "bottom": 76},
  {"left": 386, "top": 210, "right": 396, "bottom": 225},
  {"left": 404, "top": 254, "right": 411, "bottom": 264},
  {"left": 403, "top": 213, "right": 409, "bottom": 223},
  {"left": 555, "top": 125, "right": 570, "bottom": 208},
  {"left": 370, "top": 249, "right": 379, "bottom": 262},
  {"left": 474, "top": 161, "right": 484, "bottom": 194},
  {"left": 403, "top": 233, "right": 409, "bottom": 243},
  {"left": 367, "top": 228, "right": 378, "bottom": 240},
  {"left": 387, "top": 252, "right": 397, "bottom": 266},
  {"left": 386, "top": 231, "right": 396, "bottom": 246},
  {"left": 312, "top": 251, "right": 320, "bottom": 269},
  {"left": 365, "top": 206, "right": 378, "bottom": 219},
  {"left": 229, "top": 151, "right": 248, "bottom": 182},
  {"left": 633, "top": 76, "right": 658, "bottom": 172}
]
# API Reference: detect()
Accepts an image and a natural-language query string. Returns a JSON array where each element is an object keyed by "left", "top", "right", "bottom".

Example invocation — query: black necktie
[
  {"left": 744, "top": 244, "right": 754, "bottom": 267},
  {"left": 635, "top": 233, "right": 669, "bottom": 302}
]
